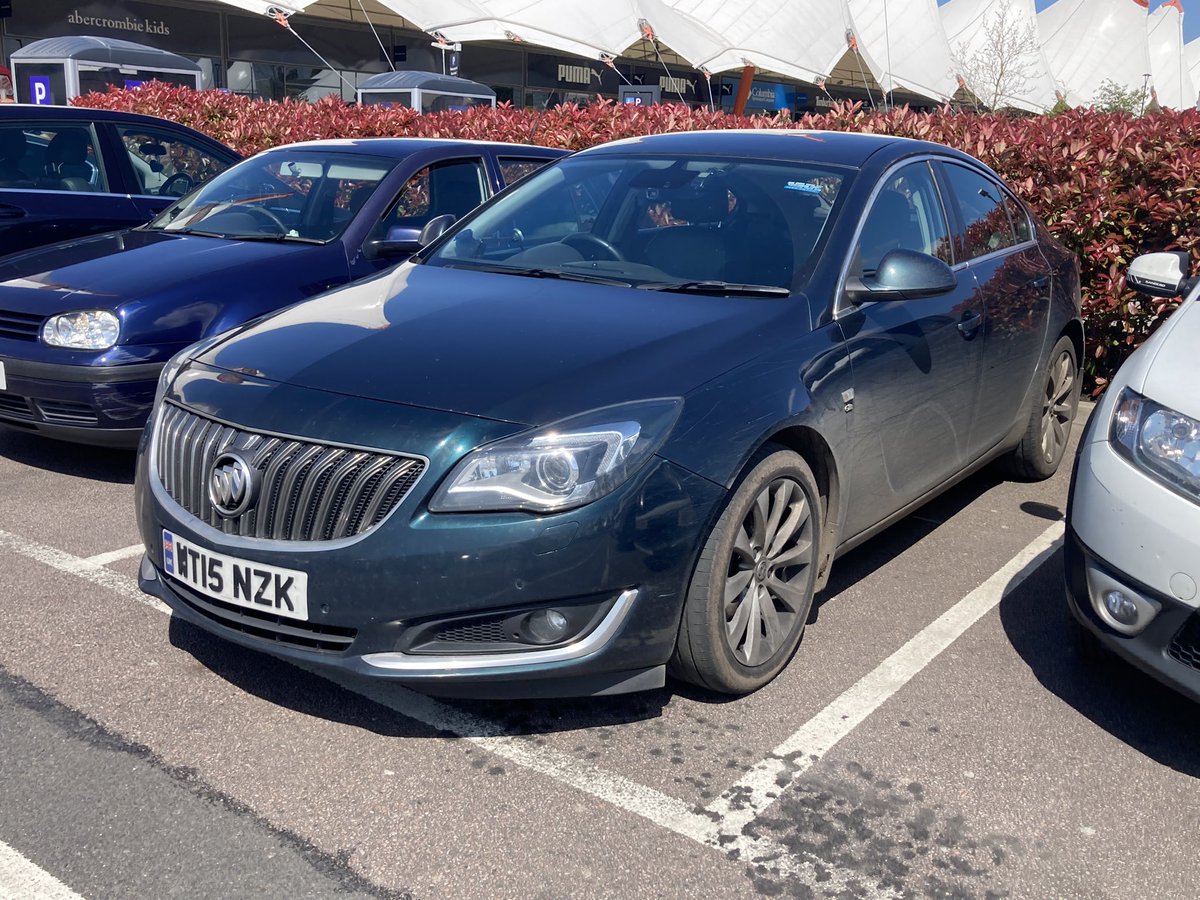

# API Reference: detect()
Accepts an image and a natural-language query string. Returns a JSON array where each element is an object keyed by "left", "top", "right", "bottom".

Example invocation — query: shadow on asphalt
[
  {"left": 168, "top": 615, "right": 673, "bottom": 736},
  {"left": 812, "top": 466, "right": 1007, "bottom": 621},
  {"left": 999, "top": 548, "right": 1200, "bottom": 778},
  {"left": 0, "top": 429, "right": 137, "bottom": 484}
]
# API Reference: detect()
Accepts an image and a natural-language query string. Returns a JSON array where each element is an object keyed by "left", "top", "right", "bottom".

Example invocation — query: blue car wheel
[{"left": 671, "top": 445, "right": 821, "bottom": 694}]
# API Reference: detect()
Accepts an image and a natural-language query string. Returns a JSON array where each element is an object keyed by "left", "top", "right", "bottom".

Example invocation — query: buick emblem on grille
[{"left": 208, "top": 451, "right": 258, "bottom": 518}]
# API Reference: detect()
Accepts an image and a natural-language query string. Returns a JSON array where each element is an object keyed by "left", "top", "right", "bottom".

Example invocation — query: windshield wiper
[
  {"left": 637, "top": 280, "right": 791, "bottom": 297},
  {"left": 229, "top": 233, "right": 326, "bottom": 245},
  {"left": 443, "top": 262, "right": 631, "bottom": 286},
  {"left": 153, "top": 227, "right": 228, "bottom": 238}
]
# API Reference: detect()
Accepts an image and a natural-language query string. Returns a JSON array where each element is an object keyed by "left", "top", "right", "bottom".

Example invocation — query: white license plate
[
  {"left": 0, "top": 360, "right": 6, "bottom": 391},
  {"left": 162, "top": 530, "right": 309, "bottom": 621}
]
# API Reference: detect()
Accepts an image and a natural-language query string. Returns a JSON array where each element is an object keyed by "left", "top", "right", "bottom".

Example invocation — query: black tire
[
  {"left": 1005, "top": 335, "right": 1081, "bottom": 481},
  {"left": 670, "top": 445, "right": 821, "bottom": 695}
]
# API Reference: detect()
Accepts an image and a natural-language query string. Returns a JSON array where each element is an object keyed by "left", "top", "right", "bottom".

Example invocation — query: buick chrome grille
[{"left": 155, "top": 402, "right": 425, "bottom": 541}]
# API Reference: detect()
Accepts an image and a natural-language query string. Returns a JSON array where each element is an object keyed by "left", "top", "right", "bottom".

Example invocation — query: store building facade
[{"left": 0, "top": 0, "right": 913, "bottom": 112}]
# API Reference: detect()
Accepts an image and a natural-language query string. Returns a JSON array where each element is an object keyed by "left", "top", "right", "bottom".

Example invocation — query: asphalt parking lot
[{"left": 2, "top": 401, "right": 1199, "bottom": 900}]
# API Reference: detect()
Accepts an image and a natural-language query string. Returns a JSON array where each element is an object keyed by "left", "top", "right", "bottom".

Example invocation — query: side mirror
[
  {"left": 365, "top": 226, "right": 422, "bottom": 260},
  {"left": 1127, "top": 251, "right": 1192, "bottom": 298},
  {"left": 365, "top": 215, "right": 458, "bottom": 260},
  {"left": 846, "top": 249, "right": 957, "bottom": 302},
  {"left": 417, "top": 213, "right": 456, "bottom": 246}
]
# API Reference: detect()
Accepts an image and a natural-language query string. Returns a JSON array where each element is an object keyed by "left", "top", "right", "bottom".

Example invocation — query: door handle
[
  {"left": 0, "top": 205, "right": 26, "bottom": 220},
  {"left": 957, "top": 310, "right": 982, "bottom": 340},
  {"left": 1030, "top": 275, "right": 1050, "bottom": 290}
]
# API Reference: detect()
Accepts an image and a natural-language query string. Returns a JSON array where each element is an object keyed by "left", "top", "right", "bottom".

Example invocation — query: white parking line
[
  {"left": 79, "top": 544, "right": 146, "bottom": 568},
  {"left": 0, "top": 523, "right": 1065, "bottom": 897},
  {"left": 0, "top": 531, "right": 168, "bottom": 614},
  {"left": 0, "top": 840, "right": 85, "bottom": 900},
  {"left": 0, "top": 528, "right": 882, "bottom": 896},
  {"left": 705, "top": 521, "right": 1065, "bottom": 837}
]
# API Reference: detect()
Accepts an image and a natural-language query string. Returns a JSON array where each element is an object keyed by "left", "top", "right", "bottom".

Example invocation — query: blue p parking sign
[{"left": 29, "top": 75, "right": 51, "bottom": 105}]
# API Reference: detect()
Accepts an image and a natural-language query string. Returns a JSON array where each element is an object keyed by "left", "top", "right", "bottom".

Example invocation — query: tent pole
[{"left": 732, "top": 64, "right": 755, "bottom": 115}]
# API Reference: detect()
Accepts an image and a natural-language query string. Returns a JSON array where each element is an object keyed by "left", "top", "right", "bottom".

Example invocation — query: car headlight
[
  {"left": 429, "top": 398, "right": 682, "bottom": 513},
  {"left": 1110, "top": 387, "right": 1200, "bottom": 504},
  {"left": 41, "top": 310, "right": 120, "bottom": 349}
]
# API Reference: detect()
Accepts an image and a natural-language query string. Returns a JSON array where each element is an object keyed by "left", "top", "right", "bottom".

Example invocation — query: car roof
[
  {"left": 0, "top": 103, "right": 225, "bottom": 136},
  {"left": 576, "top": 129, "right": 976, "bottom": 168},
  {"left": 265, "top": 137, "right": 569, "bottom": 158}
]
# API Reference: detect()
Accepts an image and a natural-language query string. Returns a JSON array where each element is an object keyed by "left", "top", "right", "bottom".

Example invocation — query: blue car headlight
[
  {"left": 429, "top": 399, "right": 682, "bottom": 514},
  {"left": 42, "top": 310, "right": 119, "bottom": 349},
  {"left": 1110, "top": 387, "right": 1200, "bottom": 504}
]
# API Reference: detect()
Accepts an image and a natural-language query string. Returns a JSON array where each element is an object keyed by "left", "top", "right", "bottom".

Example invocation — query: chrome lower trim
[{"left": 361, "top": 589, "right": 639, "bottom": 674}]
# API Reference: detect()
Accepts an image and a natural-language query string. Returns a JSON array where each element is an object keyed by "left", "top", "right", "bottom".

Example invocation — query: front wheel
[
  {"left": 670, "top": 446, "right": 821, "bottom": 695},
  {"left": 1005, "top": 335, "right": 1081, "bottom": 481}
]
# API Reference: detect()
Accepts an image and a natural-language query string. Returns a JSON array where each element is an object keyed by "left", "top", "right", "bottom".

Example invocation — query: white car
[{"left": 1067, "top": 251, "right": 1200, "bottom": 700}]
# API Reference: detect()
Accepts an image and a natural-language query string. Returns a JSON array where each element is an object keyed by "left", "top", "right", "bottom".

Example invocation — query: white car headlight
[
  {"left": 1110, "top": 388, "right": 1200, "bottom": 504},
  {"left": 429, "top": 399, "right": 682, "bottom": 514},
  {"left": 42, "top": 310, "right": 120, "bottom": 349}
]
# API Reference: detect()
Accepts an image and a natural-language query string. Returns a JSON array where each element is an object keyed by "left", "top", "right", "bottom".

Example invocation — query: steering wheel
[
  {"left": 159, "top": 173, "right": 194, "bottom": 198},
  {"left": 562, "top": 232, "right": 624, "bottom": 261},
  {"left": 241, "top": 205, "right": 289, "bottom": 234}
]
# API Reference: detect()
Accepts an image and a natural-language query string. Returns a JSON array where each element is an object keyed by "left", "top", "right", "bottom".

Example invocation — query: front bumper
[
  {"left": 1065, "top": 526, "right": 1200, "bottom": 703},
  {"left": 0, "top": 356, "right": 161, "bottom": 445},
  {"left": 134, "top": 407, "right": 726, "bottom": 698},
  {"left": 1066, "top": 421, "right": 1200, "bottom": 702}
]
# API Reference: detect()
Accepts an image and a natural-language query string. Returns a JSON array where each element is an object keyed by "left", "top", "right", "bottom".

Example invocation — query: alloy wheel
[
  {"left": 1041, "top": 349, "right": 1076, "bottom": 464},
  {"left": 723, "top": 476, "right": 815, "bottom": 667}
]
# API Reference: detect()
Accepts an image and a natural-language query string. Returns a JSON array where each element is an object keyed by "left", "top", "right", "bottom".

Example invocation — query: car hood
[
  {"left": 199, "top": 262, "right": 804, "bottom": 426},
  {"left": 1138, "top": 293, "right": 1200, "bottom": 418},
  {"left": 0, "top": 229, "right": 314, "bottom": 318}
]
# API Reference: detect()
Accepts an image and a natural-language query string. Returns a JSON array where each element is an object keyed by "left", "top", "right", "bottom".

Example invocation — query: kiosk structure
[
  {"left": 10, "top": 36, "right": 202, "bottom": 105},
  {"left": 356, "top": 71, "right": 496, "bottom": 112}
]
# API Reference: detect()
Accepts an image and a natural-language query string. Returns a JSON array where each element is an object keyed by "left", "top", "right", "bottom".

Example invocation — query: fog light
[
  {"left": 1086, "top": 562, "right": 1161, "bottom": 636},
  {"left": 526, "top": 608, "right": 570, "bottom": 644},
  {"left": 1103, "top": 590, "right": 1139, "bottom": 626}
]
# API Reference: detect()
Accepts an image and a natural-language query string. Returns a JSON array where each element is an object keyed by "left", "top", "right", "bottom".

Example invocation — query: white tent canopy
[
  {"left": 640, "top": 0, "right": 856, "bottom": 86},
  {"left": 213, "top": 0, "right": 322, "bottom": 16},
  {"left": 372, "top": 0, "right": 643, "bottom": 59},
  {"left": 1038, "top": 0, "right": 1152, "bottom": 107},
  {"left": 939, "top": 0, "right": 1057, "bottom": 111},
  {"left": 845, "top": 0, "right": 959, "bottom": 100},
  {"left": 1186, "top": 37, "right": 1200, "bottom": 99},
  {"left": 1147, "top": 2, "right": 1195, "bottom": 109}
]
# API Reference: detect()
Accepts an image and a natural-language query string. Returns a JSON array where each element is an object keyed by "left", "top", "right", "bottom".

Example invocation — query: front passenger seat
[{"left": 39, "top": 130, "right": 96, "bottom": 192}]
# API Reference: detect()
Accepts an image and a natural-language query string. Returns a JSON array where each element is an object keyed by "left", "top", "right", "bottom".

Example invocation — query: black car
[
  {"left": 135, "top": 130, "right": 1083, "bottom": 699},
  {"left": 0, "top": 104, "right": 240, "bottom": 255}
]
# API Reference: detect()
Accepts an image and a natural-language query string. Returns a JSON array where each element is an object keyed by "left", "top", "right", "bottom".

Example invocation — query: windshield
[
  {"left": 423, "top": 154, "right": 847, "bottom": 294},
  {"left": 147, "top": 150, "right": 397, "bottom": 243}
]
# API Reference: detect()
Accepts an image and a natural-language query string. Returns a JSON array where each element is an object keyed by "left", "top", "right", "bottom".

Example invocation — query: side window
[
  {"left": 1003, "top": 194, "right": 1032, "bottom": 243},
  {"left": 372, "top": 158, "right": 487, "bottom": 239},
  {"left": 0, "top": 124, "right": 106, "bottom": 192},
  {"left": 115, "top": 125, "right": 234, "bottom": 197},
  {"left": 498, "top": 156, "right": 554, "bottom": 187},
  {"left": 854, "top": 161, "right": 951, "bottom": 275},
  {"left": 941, "top": 164, "right": 1018, "bottom": 261}
]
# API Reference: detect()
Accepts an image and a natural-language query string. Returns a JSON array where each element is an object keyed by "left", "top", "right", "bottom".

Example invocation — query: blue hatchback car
[
  {"left": 135, "top": 130, "right": 1084, "bottom": 698},
  {"left": 0, "top": 138, "right": 565, "bottom": 444},
  {"left": 0, "top": 104, "right": 240, "bottom": 254}
]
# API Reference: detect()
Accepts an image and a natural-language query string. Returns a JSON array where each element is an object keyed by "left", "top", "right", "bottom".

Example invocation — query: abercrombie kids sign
[
  {"left": 5, "top": 1, "right": 220, "bottom": 55},
  {"left": 67, "top": 9, "right": 171, "bottom": 36}
]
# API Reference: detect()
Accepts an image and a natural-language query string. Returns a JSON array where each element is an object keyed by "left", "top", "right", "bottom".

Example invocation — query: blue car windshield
[
  {"left": 146, "top": 150, "right": 396, "bottom": 243},
  {"left": 423, "top": 155, "right": 847, "bottom": 294}
]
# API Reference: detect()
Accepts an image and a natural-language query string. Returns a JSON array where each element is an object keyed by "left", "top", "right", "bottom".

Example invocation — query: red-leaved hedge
[{"left": 78, "top": 83, "right": 1200, "bottom": 394}]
